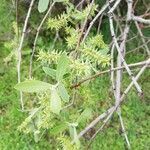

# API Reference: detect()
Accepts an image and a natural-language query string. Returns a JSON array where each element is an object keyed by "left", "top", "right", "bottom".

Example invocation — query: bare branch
[
  {"left": 132, "top": 15, "right": 150, "bottom": 24},
  {"left": 77, "top": 107, "right": 115, "bottom": 139},
  {"left": 134, "top": 21, "right": 150, "bottom": 55},
  {"left": 29, "top": 2, "right": 55, "bottom": 78},
  {"left": 17, "top": 0, "right": 35, "bottom": 110},
  {"left": 108, "top": 11, "right": 142, "bottom": 94},
  {"left": 70, "top": 60, "right": 150, "bottom": 89}
]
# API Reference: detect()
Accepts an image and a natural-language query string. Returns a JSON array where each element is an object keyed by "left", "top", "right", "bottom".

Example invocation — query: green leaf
[
  {"left": 73, "top": 127, "right": 80, "bottom": 148},
  {"left": 57, "top": 83, "right": 70, "bottom": 102},
  {"left": 43, "top": 67, "right": 56, "bottom": 79},
  {"left": 50, "top": 88, "right": 61, "bottom": 114},
  {"left": 69, "top": 123, "right": 80, "bottom": 148},
  {"left": 69, "top": 125, "right": 74, "bottom": 140},
  {"left": 14, "top": 80, "right": 51, "bottom": 93},
  {"left": 54, "top": 0, "right": 68, "bottom": 2},
  {"left": 34, "top": 130, "right": 40, "bottom": 143},
  {"left": 77, "top": 108, "right": 92, "bottom": 124},
  {"left": 38, "top": 0, "right": 50, "bottom": 13},
  {"left": 50, "top": 122, "right": 68, "bottom": 135},
  {"left": 56, "top": 54, "right": 69, "bottom": 81}
]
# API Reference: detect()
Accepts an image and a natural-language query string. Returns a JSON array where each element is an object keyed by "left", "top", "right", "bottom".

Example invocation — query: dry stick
[
  {"left": 82, "top": 0, "right": 115, "bottom": 42},
  {"left": 88, "top": 58, "right": 150, "bottom": 145},
  {"left": 113, "top": 14, "right": 123, "bottom": 35},
  {"left": 110, "top": 45, "right": 129, "bottom": 147},
  {"left": 119, "top": 112, "right": 131, "bottom": 148},
  {"left": 51, "top": 30, "right": 60, "bottom": 50},
  {"left": 108, "top": 2, "right": 131, "bottom": 148},
  {"left": 97, "top": 13, "right": 104, "bottom": 34},
  {"left": 133, "top": 0, "right": 139, "bottom": 10},
  {"left": 108, "top": 11, "right": 142, "bottom": 94},
  {"left": 107, "top": 0, "right": 121, "bottom": 14},
  {"left": 134, "top": 21, "right": 150, "bottom": 55},
  {"left": 132, "top": 15, "right": 150, "bottom": 24},
  {"left": 71, "top": 60, "right": 149, "bottom": 89},
  {"left": 110, "top": 14, "right": 130, "bottom": 148},
  {"left": 116, "top": 0, "right": 133, "bottom": 147},
  {"left": 76, "top": 0, "right": 86, "bottom": 9},
  {"left": 140, "top": 12, "right": 150, "bottom": 18},
  {"left": 76, "top": 35, "right": 150, "bottom": 145},
  {"left": 29, "top": 2, "right": 55, "bottom": 79},
  {"left": 77, "top": 106, "right": 115, "bottom": 139},
  {"left": 17, "top": 0, "right": 35, "bottom": 110},
  {"left": 110, "top": 43, "right": 116, "bottom": 93},
  {"left": 126, "top": 35, "right": 137, "bottom": 43}
]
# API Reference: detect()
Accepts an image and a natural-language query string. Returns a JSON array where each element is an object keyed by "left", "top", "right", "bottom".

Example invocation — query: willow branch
[
  {"left": 108, "top": 0, "right": 121, "bottom": 14},
  {"left": 77, "top": 106, "right": 114, "bottom": 139},
  {"left": 75, "top": 0, "right": 95, "bottom": 50},
  {"left": 108, "top": 11, "right": 142, "bottom": 94},
  {"left": 71, "top": 60, "right": 150, "bottom": 89},
  {"left": 134, "top": 21, "right": 150, "bottom": 55},
  {"left": 17, "top": 0, "right": 35, "bottom": 110},
  {"left": 82, "top": 0, "right": 115, "bottom": 42},
  {"left": 132, "top": 15, "right": 150, "bottom": 24},
  {"left": 29, "top": 2, "right": 55, "bottom": 78}
]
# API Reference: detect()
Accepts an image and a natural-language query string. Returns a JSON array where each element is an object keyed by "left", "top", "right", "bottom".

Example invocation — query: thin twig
[
  {"left": 108, "top": 0, "right": 121, "bottom": 14},
  {"left": 17, "top": 0, "right": 35, "bottom": 110},
  {"left": 71, "top": 60, "right": 150, "bottom": 89},
  {"left": 75, "top": 0, "right": 95, "bottom": 51},
  {"left": 109, "top": 0, "right": 131, "bottom": 147},
  {"left": 77, "top": 107, "right": 115, "bottom": 139},
  {"left": 108, "top": 10, "right": 142, "bottom": 94},
  {"left": 118, "top": 112, "right": 131, "bottom": 148},
  {"left": 29, "top": 2, "right": 55, "bottom": 79},
  {"left": 132, "top": 15, "right": 150, "bottom": 24},
  {"left": 134, "top": 21, "right": 150, "bottom": 55},
  {"left": 82, "top": 0, "right": 115, "bottom": 42},
  {"left": 76, "top": 0, "right": 86, "bottom": 9}
]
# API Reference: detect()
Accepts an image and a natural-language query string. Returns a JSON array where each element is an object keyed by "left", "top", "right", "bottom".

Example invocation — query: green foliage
[
  {"left": 56, "top": 54, "right": 70, "bottom": 81},
  {"left": 47, "top": 13, "right": 68, "bottom": 31},
  {"left": 50, "top": 87, "right": 62, "bottom": 114},
  {"left": 0, "top": 0, "right": 14, "bottom": 36},
  {"left": 58, "top": 135, "right": 78, "bottom": 150},
  {"left": 68, "top": 123, "right": 80, "bottom": 148},
  {"left": 72, "top": 3, "right": 98, "bottom": 21},
  {"left": 43, "top": 67, "right": 56, "bottom": 79},
  {"left": 58, "top": 82, "right": 70, "bottom": 102},
  {"left": 38, "top": 0, "right": 50, "bottom": 13},
  {"left": 77, "top": 108, "right": 92, "bottom": 124},
  {"left": 38, "top": 50, "right": 91, "bottom": 76},
  {"left": 15, "top": 80, "right": 52, "bottom": 93}
]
